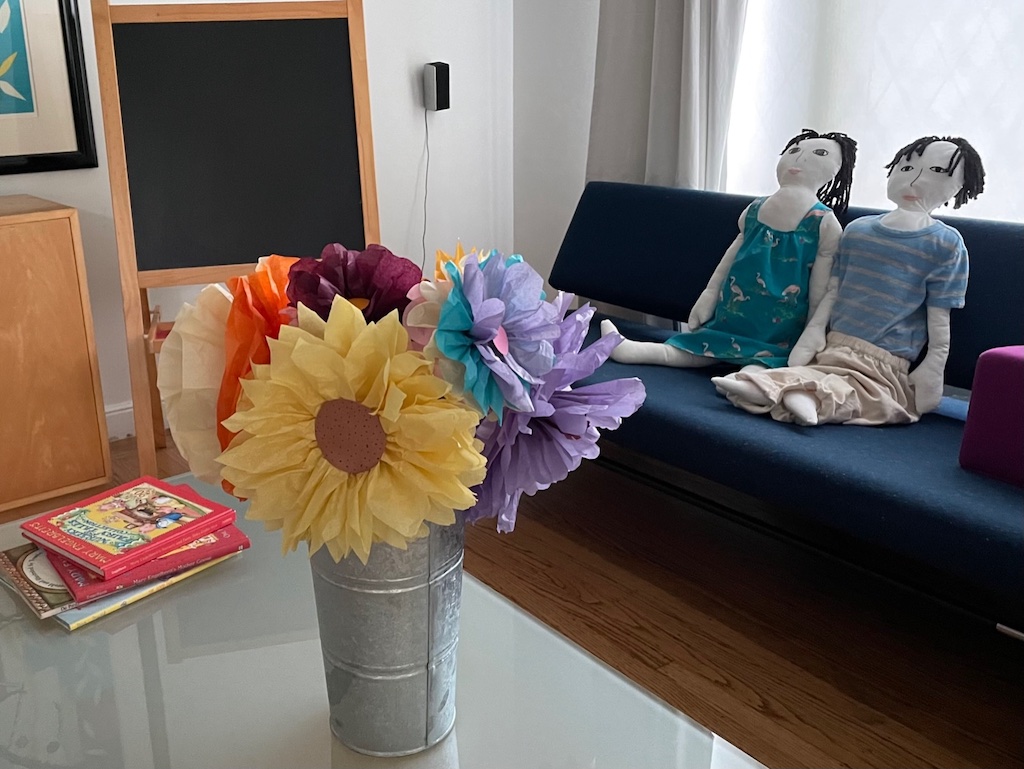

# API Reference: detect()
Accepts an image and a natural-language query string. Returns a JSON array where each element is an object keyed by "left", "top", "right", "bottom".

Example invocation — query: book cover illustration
[
  {"left": 47, "top": 524, "right": 251, "bottom": 604},
  {"left": 20, "top": 477, "right": 235, "bottom": 579},
  {"left": 53, "top": 553, "right": 240, "bottom": 631},
  {"left": 0, "top": 543, "right": 78, "bottom": 619}
]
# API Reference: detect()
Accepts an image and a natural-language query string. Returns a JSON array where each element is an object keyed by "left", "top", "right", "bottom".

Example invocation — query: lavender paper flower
[
  {"left": 430, "top": 253, "right": 562, "bottom": 419},
  {"left": 287, "top": 244, "right": 423, "bottom": 323},
  {"left": 465, "top": 299, "right": 646, "bottom": 532}
]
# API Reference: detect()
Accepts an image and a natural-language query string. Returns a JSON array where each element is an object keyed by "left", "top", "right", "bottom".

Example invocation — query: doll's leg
[
  {"left": 781, "top": 391, "right": 820, "bottom": 426},
  {"left": 712, "top": 375, "right": 772, "bottom": 406},
  {"left": 717, "top": 375, "right": 821, "bottom": 424},
  {"left": 601, "top": 320, "right": 715, "bottom": 368}
]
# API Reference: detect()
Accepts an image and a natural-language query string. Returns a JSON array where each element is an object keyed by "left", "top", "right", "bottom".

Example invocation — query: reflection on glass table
[{"left": 0, "top": 477, "right": 765, "bottom": 769}]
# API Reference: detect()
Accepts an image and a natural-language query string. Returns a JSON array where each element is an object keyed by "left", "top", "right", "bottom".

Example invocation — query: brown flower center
[{"left": 314, "top": 398, "right": 386, "bottom": 474}]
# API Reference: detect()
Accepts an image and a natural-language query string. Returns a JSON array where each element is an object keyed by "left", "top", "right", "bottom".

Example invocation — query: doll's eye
[
  {"left": 900, "top": 165, "right": 914, "bottom": 172},
  {"left": 813, "top": 149, "right": 828, "bottom": 156},
  {"left": 787, "top": 147, "right": 801, "bottom": 154},
  {"left": 929, "top": 165, "right": 946, "bottom": 173}
]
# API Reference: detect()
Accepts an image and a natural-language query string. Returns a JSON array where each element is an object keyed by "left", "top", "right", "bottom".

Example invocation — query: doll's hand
[
  {"left": 687, "top": 289, "right": 718, "bottom": 331},
  {"left": 909, "top": 367, "right": 943, "bottom": 413},
  {"left": 788, "top": 327, "right": 826, "bottom": 366}
]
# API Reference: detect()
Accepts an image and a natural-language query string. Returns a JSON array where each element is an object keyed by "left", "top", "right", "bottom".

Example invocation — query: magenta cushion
[{"left": 960, "top": 346, "right": 1024, "bottom": 487}]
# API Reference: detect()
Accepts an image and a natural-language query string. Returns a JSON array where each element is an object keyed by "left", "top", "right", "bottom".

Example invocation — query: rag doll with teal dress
[{"left": 602, "top": 129, "right": 858, "bottom": 369}]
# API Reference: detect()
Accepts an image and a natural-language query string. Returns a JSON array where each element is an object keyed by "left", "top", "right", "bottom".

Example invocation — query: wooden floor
[{"left": 5, "top": 435, "right": 1022, "bottom": 768}]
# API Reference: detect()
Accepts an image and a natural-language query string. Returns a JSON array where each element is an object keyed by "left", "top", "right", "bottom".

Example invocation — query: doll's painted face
[
  {"left": 886, "top": 140, "right": 965, "bottom": 214},
  {"left": 776, "top": 138, "right": 842, "bottom": 192}
]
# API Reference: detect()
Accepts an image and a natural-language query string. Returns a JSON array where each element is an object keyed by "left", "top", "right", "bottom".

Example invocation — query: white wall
[
  {"left": 0, "top": 0, "right": 514, "bottom": 438},
  {"left": 363, "top": 0, "right": 514, "bottom": 263},
  {"left": 512, "top": 0, "right": 600, "bottom": 288}
]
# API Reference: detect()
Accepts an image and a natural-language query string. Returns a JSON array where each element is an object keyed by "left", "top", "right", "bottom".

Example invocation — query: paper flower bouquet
[{"left": 157, "top": 243, "right": 646, "bottom": 562}]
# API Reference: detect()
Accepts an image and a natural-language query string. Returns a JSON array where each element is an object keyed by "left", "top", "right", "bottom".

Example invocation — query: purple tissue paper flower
[
  {"left": 465, "top": 300, "right": 646, "bottom": 532},
  {"left": 287, "top": 244, "right": 423, "bottom": 322}
]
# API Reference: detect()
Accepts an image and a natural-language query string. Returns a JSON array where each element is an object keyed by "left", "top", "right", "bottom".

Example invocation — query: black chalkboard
[{"left": 113, "top": 18, "right": 365, "bottom": 273}]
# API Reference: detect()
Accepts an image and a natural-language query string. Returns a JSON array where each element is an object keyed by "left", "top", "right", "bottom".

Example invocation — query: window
[{"left": 726, "top": 0, "right": 1024, "bottom": 221}]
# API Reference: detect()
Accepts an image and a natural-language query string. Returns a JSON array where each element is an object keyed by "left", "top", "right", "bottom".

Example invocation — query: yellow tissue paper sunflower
[{"left": 217, "top": 297, "right": 487, "bottom": 563}]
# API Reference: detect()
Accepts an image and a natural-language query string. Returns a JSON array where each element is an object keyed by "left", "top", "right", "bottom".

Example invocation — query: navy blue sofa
[{"left": 550, "top": 181, "right": 1024, "bottom": 629}]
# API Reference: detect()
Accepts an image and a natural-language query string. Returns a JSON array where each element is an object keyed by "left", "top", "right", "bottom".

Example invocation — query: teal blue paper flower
[{"left": 431, "top": 252, "right": 561, "bottom": 420}]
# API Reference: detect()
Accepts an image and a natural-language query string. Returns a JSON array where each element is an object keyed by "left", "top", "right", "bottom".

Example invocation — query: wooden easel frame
[{"left": 90, "top": 0, "right": 380, "bottom": 476}]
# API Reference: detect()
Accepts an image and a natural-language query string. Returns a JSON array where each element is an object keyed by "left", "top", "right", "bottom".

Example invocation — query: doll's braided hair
[
  {"left": 781, "top": 128, "right": 858, "bottom": 215},
  {"left": 884, "top": 136, "right": 985, "bottom": 209}
]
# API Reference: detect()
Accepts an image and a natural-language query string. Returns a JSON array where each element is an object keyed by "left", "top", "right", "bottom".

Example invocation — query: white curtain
[
  {"left": 587, "top": 0, "right": 749, "bottom": 191},
  {"left": 726, "top": 0, "right": 1024, "bottom": 222},
  {"left": 585, "top": 0, "right": 748, "bottom": 326}
]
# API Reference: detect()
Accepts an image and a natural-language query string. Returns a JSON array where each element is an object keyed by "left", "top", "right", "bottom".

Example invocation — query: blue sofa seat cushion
[{"left": 586, "top": 314, "right": 1024, "bottom": 621}]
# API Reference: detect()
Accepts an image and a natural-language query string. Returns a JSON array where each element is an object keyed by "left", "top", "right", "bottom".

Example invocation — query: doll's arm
[
  {"left": 807, "top": 213, "right": 841, "bottom": 317},
  {"left": 688, "top": 207, "right": 748, "bottom": 331},
  {"left": 908, "top": 306, "right": 952, "bottom": 413},
  {"left": 787, "top": 276, "right": 837, "bottom": 366},
  {"left": 788, "top": 214, "right": 843, "bottom": 366}
]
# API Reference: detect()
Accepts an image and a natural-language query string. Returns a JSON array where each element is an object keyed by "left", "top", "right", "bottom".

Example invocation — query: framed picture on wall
[{"left": 0, "top": 0, "right": 97, "bottom": 174}]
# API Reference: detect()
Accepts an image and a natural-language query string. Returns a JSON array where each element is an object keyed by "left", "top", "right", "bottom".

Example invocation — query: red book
[
  {"left": 45, "top": 523, "right": 250, "bottom": 604},
  {"left": 20, "top": 477, "right": 235, "bottom": 580}
]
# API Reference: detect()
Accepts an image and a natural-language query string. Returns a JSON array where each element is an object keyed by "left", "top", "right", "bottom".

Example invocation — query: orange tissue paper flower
[{"left": 217, "top": 255, "right": 299, "bottom": 451}]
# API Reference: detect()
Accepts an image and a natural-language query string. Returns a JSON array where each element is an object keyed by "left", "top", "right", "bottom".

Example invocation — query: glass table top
[{"left": 0, "top": 477, "right": 765, "bottom": 769}]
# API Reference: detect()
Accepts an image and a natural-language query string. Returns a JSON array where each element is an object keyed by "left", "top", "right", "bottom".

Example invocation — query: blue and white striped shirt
[{"left": 829, "top": 216, "right": 968, "bottom": 360}]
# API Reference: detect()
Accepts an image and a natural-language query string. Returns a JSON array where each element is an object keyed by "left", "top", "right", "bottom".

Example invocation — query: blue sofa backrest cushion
[{"left": 551, "top": 181, "right": 1024, "bottom": 391}]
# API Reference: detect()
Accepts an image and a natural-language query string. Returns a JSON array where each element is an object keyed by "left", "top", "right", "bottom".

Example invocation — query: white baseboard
[
  {"left": 105, "top": 401, "right": 137, "bottom": 441},
  {"left": 106, "top": 400, "right": 171, "bottom": 441}
]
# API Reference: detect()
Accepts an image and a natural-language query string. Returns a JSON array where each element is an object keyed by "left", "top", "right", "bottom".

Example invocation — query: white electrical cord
[{"left": 421, "top": 107, "right": 430, "bottom": 272}]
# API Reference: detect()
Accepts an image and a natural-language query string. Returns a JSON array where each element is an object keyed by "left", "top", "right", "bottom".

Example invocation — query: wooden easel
[{"left": 90, "top": 1, "right": 380, "bottom": 476}]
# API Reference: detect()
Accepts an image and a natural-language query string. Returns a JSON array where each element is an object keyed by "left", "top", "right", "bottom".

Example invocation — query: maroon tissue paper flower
[{"left": 287, "top": 244, "right": 423, "bottom": 322}]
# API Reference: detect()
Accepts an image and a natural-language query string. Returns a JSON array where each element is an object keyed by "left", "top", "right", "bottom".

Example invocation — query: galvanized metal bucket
[{"left": 309, "top": 515, "right": 464, "bottom": 757}]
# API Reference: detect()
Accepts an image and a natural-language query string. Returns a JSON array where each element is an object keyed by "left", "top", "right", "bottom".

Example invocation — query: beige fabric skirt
[{"left": 721, "top": 332, "right": 919, "bottom": 425}]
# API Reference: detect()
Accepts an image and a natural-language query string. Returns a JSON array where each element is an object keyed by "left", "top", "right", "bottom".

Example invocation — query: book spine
[
  {"left": 98, "top": 509, "right": 235, "bottom": 579},
  {"left": 68, "top": 537, "right": 247, "bottom": 603},
  {"left": 20, "top": 528, "right": 107, "bottom": 575},
  {"left": 59, "top": 554, "right": 237, "bottom": 631},
  {"left": 20, "top": 523, "right": 116, "bottom": 575}
]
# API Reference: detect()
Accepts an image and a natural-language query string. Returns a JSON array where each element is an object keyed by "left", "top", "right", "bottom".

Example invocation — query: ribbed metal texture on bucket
[{"left": 309, "top": 516, "right": 464, "bottom": 757}]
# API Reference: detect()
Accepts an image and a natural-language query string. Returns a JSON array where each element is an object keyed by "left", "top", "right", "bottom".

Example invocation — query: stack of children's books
[{"left": 0, "top": 477, "right": 249, "bottom": 630}]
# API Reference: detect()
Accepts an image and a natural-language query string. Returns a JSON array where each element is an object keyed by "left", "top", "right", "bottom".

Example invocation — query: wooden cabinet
[{"left": 0, "top": 196, "right": 111, "bottom": 513}]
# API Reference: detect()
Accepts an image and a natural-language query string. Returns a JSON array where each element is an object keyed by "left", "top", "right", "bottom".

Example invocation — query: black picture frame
[{"left": 0, "top": 0, "right": 98, "bottom": 175}]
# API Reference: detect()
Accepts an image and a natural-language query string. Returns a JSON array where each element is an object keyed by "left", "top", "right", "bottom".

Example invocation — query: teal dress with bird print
[{"left": 666, "top": 197, "right": 829, "bottom": 368}]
